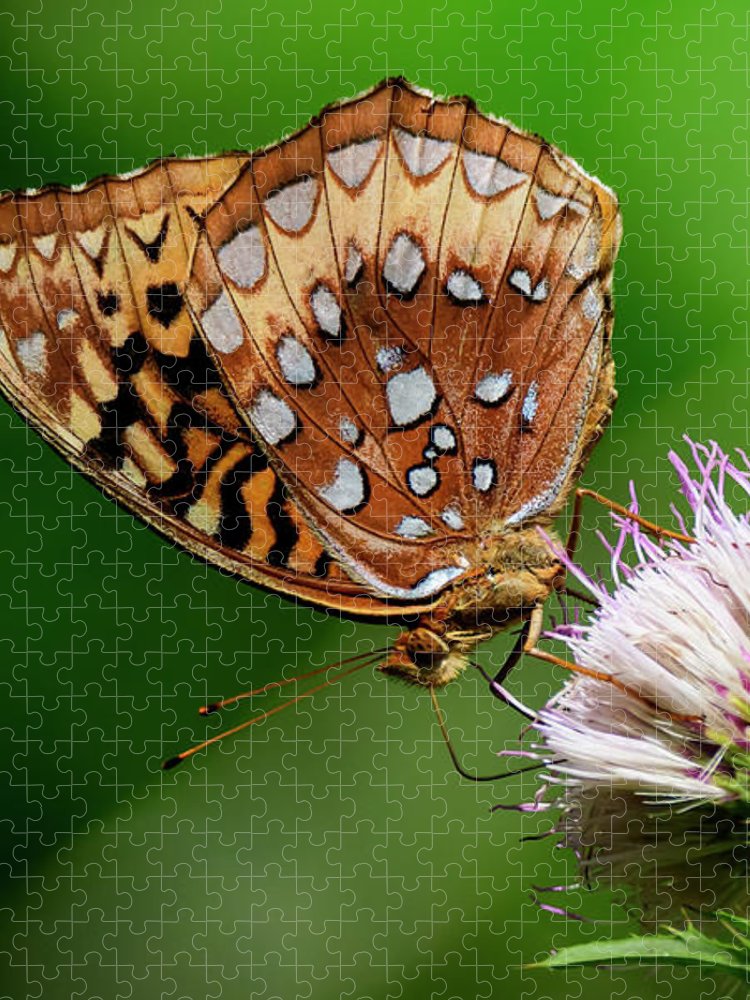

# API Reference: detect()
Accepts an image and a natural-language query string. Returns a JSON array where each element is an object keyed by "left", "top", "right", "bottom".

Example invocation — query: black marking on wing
[
  {"left": 112, "top": 330, "right": 149, "bottom": 377},
  {"left": 217, "top": 450, "right": 268, "bottom": 552},
  {"left": 313, "top": 550, "right": 333, "bottom": 579},
  {"left": 85, "top": 229, "right": 111, "bottom": 279},
  {"left": 147, "top": 404, "right": 200, "bottom": 501},
  {"left": 87, "top": 381, "right": 142, "bottom": 469},
  {"left": 265, "top": 474, "right": 300, "bottom": 567},
  {"left": 153, "top": 335, "right": 225, "bottom": 398},
  {"left": 184, "top": 204, "right": 205, "bottom": 232},
  {"left": 126, "top": 213, "right": 170, "bottom": 263},
  {"left": 146, "top": 282, "right": 184, "bottom": 329},
  {"left": 96, "top": 290, "right": 120, "bottom": 316}
]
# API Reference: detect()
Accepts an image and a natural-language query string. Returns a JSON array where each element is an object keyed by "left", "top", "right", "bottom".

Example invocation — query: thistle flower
[{"left": 519, "top": 440, "right": 750, "bottom": 923}]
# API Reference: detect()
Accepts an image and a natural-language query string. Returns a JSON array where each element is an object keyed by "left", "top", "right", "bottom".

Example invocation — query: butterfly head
[
  {"left": 380, "top": 528, "right": 564, "bottom": 687},
  {"left": 380, "top": 622, "right": 471, "bottom": 688}
]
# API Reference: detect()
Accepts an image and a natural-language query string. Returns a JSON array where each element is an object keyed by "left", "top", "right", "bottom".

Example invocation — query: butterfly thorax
[{"left": 380, "top": 526, "right": 563, "bottom": 687}]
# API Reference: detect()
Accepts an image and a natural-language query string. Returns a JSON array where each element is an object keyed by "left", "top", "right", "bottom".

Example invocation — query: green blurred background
[{"left": 0, "top": 2, "right": 744, "bottom": 997}]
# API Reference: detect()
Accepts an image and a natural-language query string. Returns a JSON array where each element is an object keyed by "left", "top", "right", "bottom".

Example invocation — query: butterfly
[{"left": 0, "top": 79, "right": 621, "bottom": 768}]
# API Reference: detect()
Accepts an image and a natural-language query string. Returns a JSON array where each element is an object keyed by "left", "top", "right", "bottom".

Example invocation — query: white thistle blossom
[{"left": 520, "top": 441, "right": 750, "bottom": 920}]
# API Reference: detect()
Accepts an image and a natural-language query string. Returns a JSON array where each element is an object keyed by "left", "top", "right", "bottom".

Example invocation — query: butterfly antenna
[
  {"left": 428, "top": 686, "right": 547, "bottom": 782},
  {"left": 199, "top": 648, "right": 387, "bottom": 714},
  {"left": 162, "top": 655, "right": 379, "bottom": 770}
]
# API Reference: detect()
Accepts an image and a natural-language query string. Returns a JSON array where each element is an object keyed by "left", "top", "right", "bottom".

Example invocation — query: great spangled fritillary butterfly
[{"left": 0, "top": 80, "right": 620, "bottom": 732}]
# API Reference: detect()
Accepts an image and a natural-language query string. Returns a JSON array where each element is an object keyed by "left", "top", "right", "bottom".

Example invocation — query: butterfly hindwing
[
  {"left": 0, "top": 80, "right": 621, "bottom": 609},
  {"left": 187, "top": 80, "right": 621, "bottom": 602}
]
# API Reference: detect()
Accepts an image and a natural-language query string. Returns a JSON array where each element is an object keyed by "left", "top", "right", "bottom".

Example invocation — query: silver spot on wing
[
  {"left": 386, "top": 366, "right": 437, "bottom": 427},
  {"left": 264, "top": 176, "right": 318, "bottom": 233},
  {"left": 382, "top": 233, "right": 425, "bottom": 297},
  {"left": 463, "top": 150, "right": 527, "bottom": 197},
  {"left": 320, "top": 458, "right": 367, "bottom": 513},
  {"left": 249, "top": 389, "right": 298, "bottom": 446},
  {"left": 217, "top": 225, "right": 266, "bottom": 289}
]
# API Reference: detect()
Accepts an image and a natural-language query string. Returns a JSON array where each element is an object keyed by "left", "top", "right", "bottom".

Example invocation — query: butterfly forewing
[{"left": 0, "top": 79, "right": 621, "bottom": 611}]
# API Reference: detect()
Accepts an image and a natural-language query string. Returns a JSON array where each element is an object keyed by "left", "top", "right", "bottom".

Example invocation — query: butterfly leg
[
  {"left": 491, "top": 605, "right": 543, "bottom": 686},
  {"left": 564, "top": 487, "right": 694, "bottom": 562},
  {"left": 481, "top": 621, "right": 682, "bottom": 720},
  {"left": 474, "top": 605, "right": 544, "bottom": 719},
  {"left": 521, "top": 643, "right": 701, "bottom": 724},
  {"left": 555, "top": 487, "right": 695, "bottom": 609}
]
